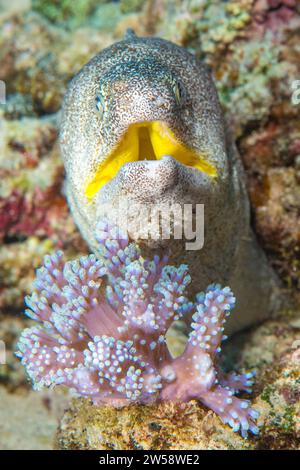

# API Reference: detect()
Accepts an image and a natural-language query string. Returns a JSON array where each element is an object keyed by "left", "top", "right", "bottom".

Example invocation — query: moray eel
[{"left": 60, "top": 31, "right": 281, "bottom": 335}]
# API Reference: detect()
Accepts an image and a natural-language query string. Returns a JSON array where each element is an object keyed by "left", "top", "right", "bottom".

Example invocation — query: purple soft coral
[{"left": 16, "top": 221, "right": 259, "bottom": 438}]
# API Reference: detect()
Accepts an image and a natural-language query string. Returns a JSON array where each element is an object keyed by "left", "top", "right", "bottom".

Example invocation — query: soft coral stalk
[{"left": 16, "top": 221, "right": 259, "bottom": 437}]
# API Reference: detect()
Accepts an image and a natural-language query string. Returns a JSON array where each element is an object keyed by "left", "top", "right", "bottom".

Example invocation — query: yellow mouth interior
[{"left": 85, "top": 121, "right": 217, "bottom": 200}]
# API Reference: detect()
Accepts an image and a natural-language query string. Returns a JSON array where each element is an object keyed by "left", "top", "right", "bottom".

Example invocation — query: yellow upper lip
[{"left": 85, "top": 121, "right": 217, "bottom": 200}]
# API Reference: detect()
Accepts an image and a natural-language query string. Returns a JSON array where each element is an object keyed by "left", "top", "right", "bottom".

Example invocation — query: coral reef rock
[{"left": 0, "top": 385, "right": 69, "bottom": 450}]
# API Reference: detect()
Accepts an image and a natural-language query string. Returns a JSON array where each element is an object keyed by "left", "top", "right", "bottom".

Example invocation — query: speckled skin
[{"left": 60, "top": 32, "right": 281, "bottom": 335}]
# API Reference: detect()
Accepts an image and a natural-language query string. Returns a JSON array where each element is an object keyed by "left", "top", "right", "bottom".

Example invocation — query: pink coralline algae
[
  {"left": 252, "top": 0, "right": 299, "bottom": 35},
  {"left": 16, "top": 222, "right": 259, "bottom": 438},
  {"left": 0, "top": 187, "right": 67, "bottom": 241}
]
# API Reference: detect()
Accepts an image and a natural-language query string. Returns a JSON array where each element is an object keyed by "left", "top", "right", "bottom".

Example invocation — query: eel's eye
[
  {"left": 95, "top": 95, "right": 104, "bottom": 115},
  {"left": 173, "top": 81, "right": 185, "bottom": 106}
]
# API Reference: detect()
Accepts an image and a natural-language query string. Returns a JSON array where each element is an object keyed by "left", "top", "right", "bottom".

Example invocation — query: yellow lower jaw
[{"left": 85, "top": 121, "right": 217, "bottom": 200}]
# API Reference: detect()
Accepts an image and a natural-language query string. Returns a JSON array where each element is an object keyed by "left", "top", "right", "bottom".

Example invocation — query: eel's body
[{"left": 60, "top": 32, "right": 281, "bottom": 335}]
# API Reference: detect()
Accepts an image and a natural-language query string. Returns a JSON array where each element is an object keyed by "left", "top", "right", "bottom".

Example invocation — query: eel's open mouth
[{"left": 85, "top": 121, "right": 217, "bottom": 199}]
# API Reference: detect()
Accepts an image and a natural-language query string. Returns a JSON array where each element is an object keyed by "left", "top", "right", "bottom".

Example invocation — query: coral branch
[
  {"left": 218, "top": 370, "right": 257, "bottom": 394},
  {"left": 199, "top": 386, "right": 260, "bottom": 438},
  {"left": 190, "top": 285, "right": 235, "bottom": 356}
]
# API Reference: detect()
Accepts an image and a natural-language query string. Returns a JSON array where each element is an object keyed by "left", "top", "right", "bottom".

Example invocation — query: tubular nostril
[{"left": 155, "top": 96, "right": 170, "bottom": 109}]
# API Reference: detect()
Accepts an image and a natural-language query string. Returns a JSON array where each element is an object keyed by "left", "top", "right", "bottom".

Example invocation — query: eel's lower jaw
[
  {"left": 96, "top": 155, "right": 211, "bottom": 207},
  {"left": 117, "top": 156, "right": 180, "bottom": 197},
  {"left": 93, "top": 158, "right": 195, "bottom": 249},
  {"left": 85, "top": 121, "right": 217, "bottom": 201},
  {"left": 93, "top": 156, "right": 212, "bottom": 249}
]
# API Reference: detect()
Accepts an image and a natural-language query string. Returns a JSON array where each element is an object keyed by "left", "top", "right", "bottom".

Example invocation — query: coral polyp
[{"left": 16, "top": 221, "right": 259, "bottom": 438}]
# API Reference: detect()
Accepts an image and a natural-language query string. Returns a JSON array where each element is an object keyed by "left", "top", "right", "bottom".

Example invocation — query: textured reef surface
[
  {"left": 16, "top": 221, "right": 259, "bottom": 438},
  {"left": 0, "top": 0, "right": 299, "bottom": 450}
]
